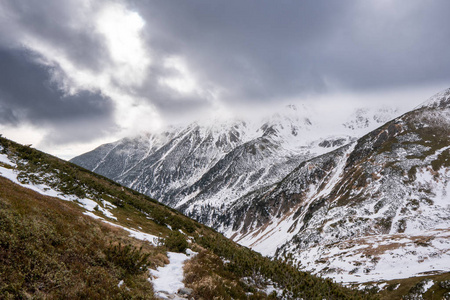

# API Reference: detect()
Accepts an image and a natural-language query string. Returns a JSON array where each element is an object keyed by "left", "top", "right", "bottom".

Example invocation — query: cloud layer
[{"left": 0, "top": 0, "right": 450, "bottom": 158}]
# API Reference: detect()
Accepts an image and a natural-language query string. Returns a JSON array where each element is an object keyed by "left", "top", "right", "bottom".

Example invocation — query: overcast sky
[{"left": 0, "top": 0, "right": 449, "bottom": 159}]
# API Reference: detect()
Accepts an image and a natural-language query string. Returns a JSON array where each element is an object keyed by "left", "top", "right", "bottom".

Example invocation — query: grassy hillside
[
  {"left": 0, "top": 136, "right": 376, "bottom": 299},
  {"left": 0, "top": 176, "right": 158, "bottom": 299}
]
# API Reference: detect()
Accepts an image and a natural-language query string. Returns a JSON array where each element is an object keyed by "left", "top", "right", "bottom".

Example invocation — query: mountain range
[
  {"left": 71, "top": 89, "right": 450, "bottom": 295},
  {"left": 71, "top": 103, "right": 399, "bottom": 223},
  {"left": 1, "top": 88, "right": 449, "bottom": 299},
  {"left": 226, "top": 89, "right": 450, "bottom": 283}
]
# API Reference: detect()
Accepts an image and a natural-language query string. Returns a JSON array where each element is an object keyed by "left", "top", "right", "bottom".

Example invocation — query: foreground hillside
[{"left": 0, "top": 136, "right": 373, "bottom": 299}]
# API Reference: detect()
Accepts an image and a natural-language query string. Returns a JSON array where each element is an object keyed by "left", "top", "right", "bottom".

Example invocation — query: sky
[{"left": 0, "top": 0, "right": 449, "bottom": 159}]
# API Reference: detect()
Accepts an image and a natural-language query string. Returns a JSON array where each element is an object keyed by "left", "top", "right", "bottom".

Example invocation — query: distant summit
[
  {"left": 416, "top": 87, "right": 450, "bottom": 109},
  {"left": 71, "top": 102, "right": 400, "bottom": 214}
]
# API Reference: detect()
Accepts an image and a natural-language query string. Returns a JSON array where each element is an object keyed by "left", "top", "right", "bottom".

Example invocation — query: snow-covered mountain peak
[
  {"left": 72, "top": 100, "right": 405, "bottom": 211},
  {"left": 269, "top": 103, "right": 314, "bottom": 123},
  {"left": 218, "top": 94, "right": 450, "bottom": 283},
  {"left": 343, "top": 106, "right": 400, "bottom": 133},
  {"left": 253, "top": 103, "right": 317, "bottom": 149},
  {"left": 416, "top": 87, "right": 450, "bottom": 109}
]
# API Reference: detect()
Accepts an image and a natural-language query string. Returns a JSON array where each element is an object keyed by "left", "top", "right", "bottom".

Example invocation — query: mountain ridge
[
  {"left": 71, "top": 103, "right": 399, "bottom": 216},
  {"left": 71, "top": 89, "right": 450, "bottom": 289}
]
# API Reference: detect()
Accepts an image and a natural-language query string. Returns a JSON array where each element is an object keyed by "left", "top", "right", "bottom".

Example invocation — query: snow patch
[
  {"left": 150, "top": 251, "right": 196, "bottom": 299},
  {"left": 93, "top": 215, "right": 161, "bottom": 246},
  {"left": 0, "top": 155, "right": 118, "bottom": 221},
  {"left": 291, "top": 230, "right": 450, "bottom": 283}
]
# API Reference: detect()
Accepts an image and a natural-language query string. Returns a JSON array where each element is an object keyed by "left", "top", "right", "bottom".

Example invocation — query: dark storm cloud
[
  {"left": 0, "top": 105, "right": 18, "bottom": 125},
  {"left": 316, "top": 2, "right": 450, "bottom": 90},
  {"left": 0, "top": 47, "right": 115, "bottom": 141},
  {"left": 0, "top": 0, "right": 109, "bottom": 72},
  {"left": 1, "top": 0, "right": 450, "bottom": 142},
  {"left": 132, "top": 0, "right": 348, "bottom": 102},
  {"left": 132, "top": 0, "right": 450, "bottom": 104}
]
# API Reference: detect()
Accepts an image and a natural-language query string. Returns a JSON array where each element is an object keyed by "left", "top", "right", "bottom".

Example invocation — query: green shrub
[
  {"left": 163, "top": 231, "right": 188, "bottom": 253},
  {"left": 105, "top": 243, "right": 151, "bottom": 276}
]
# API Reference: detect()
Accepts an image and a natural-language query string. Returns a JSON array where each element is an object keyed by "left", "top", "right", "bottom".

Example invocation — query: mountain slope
[
  {"left": 220, "top": 88, "right": 450, "bottom": 284},
  {"left": 71, "top": 104, "right": 397, "bottom": 228},
  {"left": 0, "top": 136, "right": 373, "bottom": 299}
]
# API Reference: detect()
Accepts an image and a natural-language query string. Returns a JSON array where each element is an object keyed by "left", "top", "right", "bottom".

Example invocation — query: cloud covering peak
[{"left": 0, "top": 0, "right": 449, "bottom": 158}]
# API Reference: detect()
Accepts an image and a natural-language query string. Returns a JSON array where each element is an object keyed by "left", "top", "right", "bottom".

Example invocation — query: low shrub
[
  {"left": 105, "top": 243, "right": 151, "bottom": 276},
  {"left": 163, "top": 231, "right": 188, "bottom": 253}
]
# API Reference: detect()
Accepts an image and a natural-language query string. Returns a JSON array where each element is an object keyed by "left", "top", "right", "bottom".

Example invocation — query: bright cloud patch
[
  {"left": 160, "top": 56, "right": 198, "bottom": 94},
  {"left": 96, "top": 3, "right": 150, "bottom": 86},
  {"left": 15, "top": 1, "right": 160, "bottom": 145}
]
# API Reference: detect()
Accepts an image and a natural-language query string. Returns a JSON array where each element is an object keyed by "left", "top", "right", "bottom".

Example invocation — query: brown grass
[
  {"left": 0, "top": 176, "right": 160, "bottom": 299},
  {"left": 372, "top": 272, "right": 450, "bottom": 300},
  {"left": 183, "top": 250, "right": 268, "bottom": 299}
]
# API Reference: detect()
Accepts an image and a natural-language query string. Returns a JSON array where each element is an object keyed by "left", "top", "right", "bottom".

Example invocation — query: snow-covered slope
[
  {"left": 219, "top": 88, "right": 450, "bottom": 283},
  {"left": 71, "top": 103, "right": 397, "bottom": 226},
  {"left": 0, "top": 145, "right": 162, "bottom": 245}
]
